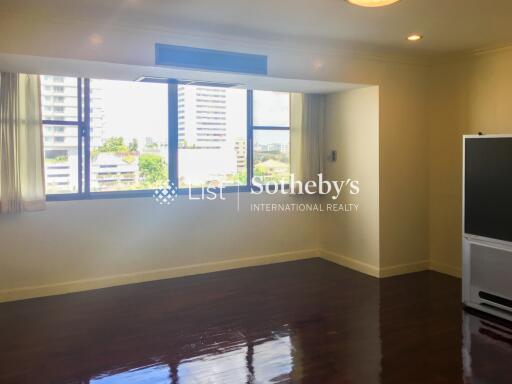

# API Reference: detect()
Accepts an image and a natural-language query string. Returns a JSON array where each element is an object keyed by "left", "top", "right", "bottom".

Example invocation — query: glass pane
[
  {"left": 253, "top": 90, "right": 290, "bottom": 127},
  {"left": 41, "top": 75, "right": 78, "bottom": 121},
  {"left": 178, "top": 84, "right": 247, "bottom": 188},
  {"left": 253, "top": 130, "right": 290, "bottom": 184},
  {"left": 89, "top": 79, "right": 168, "bottom": 192},
  {"left": 43, "top": 124, "right": 79, "bottom": 194}
]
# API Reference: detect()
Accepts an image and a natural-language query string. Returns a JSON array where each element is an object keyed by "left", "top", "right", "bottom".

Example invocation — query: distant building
[
  {"left": 178, "top": 85, "right": 228, "bottom": 149},
  {"left": 235, "top": 139, "right": 247, "bottom": 170},
  {"left": 255, "top": 142, "right": 289, "bottom": 154},
  {"left": 176, "top": 84, "right": 246, "bottom": 185},
  {"left": 90, "top": 153, "right": 139, "bottom": 192}
]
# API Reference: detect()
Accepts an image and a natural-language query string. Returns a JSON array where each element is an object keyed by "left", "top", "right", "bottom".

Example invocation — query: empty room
[{"left": 1, "top": 0, "right": 512, "bottom": 383}]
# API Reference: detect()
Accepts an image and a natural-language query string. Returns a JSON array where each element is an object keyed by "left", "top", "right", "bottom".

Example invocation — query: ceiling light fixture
[
  {"left": 89, "top": 33, "right": 104, "bottom": 46},
  {"left": 407, "top": 34, "right": 423, "bottom": 42},
  {"left": 345, "top": 0, "right": 400, "bottom": 7}
]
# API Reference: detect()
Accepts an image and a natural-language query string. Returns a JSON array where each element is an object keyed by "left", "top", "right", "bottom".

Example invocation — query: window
[
  {"left": 253, "top": 90, "right": 290, "bottom": 127},
  {"left": 178, "top": 84, "right": 247, "bottom": 188},
  {"left": 89, "top": 79, "right": 168, "bottom": 192},
  {"left": 41, "top": 76, "right": 81, "bottom": 195},
  {"left": 43, "top": 127, "right": 79, "bottom": 195},
  {"left": 41, "top": 76, "right": 291, "bottom": 199},
  {"left": 253, "top": 130, "right": 290, "bottom": 184},
  {"left": 250, "top": 91, "right": 290, "bottom": 185}
]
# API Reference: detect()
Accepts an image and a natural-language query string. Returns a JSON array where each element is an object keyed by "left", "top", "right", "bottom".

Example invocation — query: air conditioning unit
[{"left": 463, "top": 237, "right": 512, "bottom": 321}]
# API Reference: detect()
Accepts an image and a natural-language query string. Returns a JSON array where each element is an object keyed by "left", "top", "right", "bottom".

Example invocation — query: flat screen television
[{"left": 464, "top": 136, "right": 512, "bottom": 243}]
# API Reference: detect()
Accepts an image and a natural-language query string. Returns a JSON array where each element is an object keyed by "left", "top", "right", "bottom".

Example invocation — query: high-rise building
[
  {"left": 178, "top": 85, "right": 228, "bottom": 149},
  {"left": 176, "top": 84, "right": 246, "bottom": 186},
  {"left": 41, "top": 75, "right": 80, "bottom": 193},
  {"left": 89, "top": 81, "right": 105, "bottom": 149}
]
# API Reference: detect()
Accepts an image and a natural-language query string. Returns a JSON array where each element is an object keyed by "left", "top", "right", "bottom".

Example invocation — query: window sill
[{"left": 45, "top": 184, "right": 290, "bottom": 201}]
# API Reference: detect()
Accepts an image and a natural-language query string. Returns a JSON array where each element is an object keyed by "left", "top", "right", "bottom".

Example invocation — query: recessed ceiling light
[
  {"left": 345, "top": 0, "right": 400, "bottom": 7},
  {"left": 89, "top": 33, "right": 104, "bottom": 46},
  {"left": 407, "top": 34, "right": 423, "bottom": 42}
]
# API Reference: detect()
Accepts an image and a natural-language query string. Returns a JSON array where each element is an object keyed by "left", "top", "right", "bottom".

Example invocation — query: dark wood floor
[{"left": 0, "top": 258, "right": 511, "bottom": 384}]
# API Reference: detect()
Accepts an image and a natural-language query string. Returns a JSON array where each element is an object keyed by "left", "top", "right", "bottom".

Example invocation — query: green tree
[
  {"left": 254, "top": 163, "right": 267, "bottom": 177},
  {"left": 139, "top": 154, "right": 167, "bottom": 187},
  {"left": 128, "top": 138, "right": 138, "bottom": 152},
  {"left": 225, "top": 170, "right": 247, "bottom": 185},
  {"left": 98, "top": 137, "right": 128, "bottom": 153}
]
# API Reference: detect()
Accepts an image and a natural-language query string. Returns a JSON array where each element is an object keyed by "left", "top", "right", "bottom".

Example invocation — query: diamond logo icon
[{"left": 154, "top": 181, "right": 178, "bottom": 205}]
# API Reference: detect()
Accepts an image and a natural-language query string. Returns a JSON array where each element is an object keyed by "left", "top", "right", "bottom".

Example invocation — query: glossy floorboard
[{"left": 0, "top": 258, "right": 511, "bottom": 383}]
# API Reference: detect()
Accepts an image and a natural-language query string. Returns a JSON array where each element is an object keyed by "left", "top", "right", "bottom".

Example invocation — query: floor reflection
[
  {"left": 91, "top": 364, "right": 171, "bottom": 384},
  {"left": 173, "top": 329, "right": 293, "bottom": 383},
  {"left": 253, "top": 332, "right": 293, "bottom": 383},
  {"left": 86, "top": 328, "right": 294, "bottom": 384},
  {"left": 463, "top": 309, "right": 512, "bottom": 384},
  {"left": 178, "top": 344, "right": 248, "bottom": 383}
]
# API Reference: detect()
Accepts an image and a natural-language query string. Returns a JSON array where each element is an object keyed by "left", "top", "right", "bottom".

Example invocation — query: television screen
[{"left": 465, "top": 137, "right": 512, "bottom": 243}]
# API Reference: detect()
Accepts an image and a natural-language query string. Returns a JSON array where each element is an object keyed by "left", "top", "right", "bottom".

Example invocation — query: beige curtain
[
  {"left": 290, "top": 93, "right": 325, "bottom": 182},
  {"left": 0, "top": 72, "right": 46, "bottom": 213}
]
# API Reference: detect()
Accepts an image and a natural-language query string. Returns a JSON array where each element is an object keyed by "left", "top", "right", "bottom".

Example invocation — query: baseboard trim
[
  {"left": 380, "top": 260, "right": 430, "bottom": 278},
  {"left": 320, "top": 249, "right": 463, "bottom": 279},
  {"left": 319, "top": 250, "right": 432, "bottom": 278},
  {"left": 319, "top": 249, "right": 380, "bottom": 278},
  {"left": 429, "top": 261, "right": 462, "bottom": 278},
  {"left": 0, "top": 249, "right": 318, "bottom": 303},
  {"left": 0, "top": 250, "right": 462, "bottom": 303}
]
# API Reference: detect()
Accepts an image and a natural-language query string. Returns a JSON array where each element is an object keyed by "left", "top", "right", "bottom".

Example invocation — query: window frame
[
  {"left": 248, "top": 90, "right": 291, "bottom": 191},
  {"left": 43, "top": 78, "right": 83, "bottom": 200},
  {"left": 44, "top": 78, "right": 290, "bottom": 201}
]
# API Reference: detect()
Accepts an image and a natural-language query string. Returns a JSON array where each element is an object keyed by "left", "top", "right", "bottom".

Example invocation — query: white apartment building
[
  {"left": 177, "top": 85, "right": 231, "bottom": 149},
  {"left": 177, "top": 85, "right": 247, "bottom": 186}
]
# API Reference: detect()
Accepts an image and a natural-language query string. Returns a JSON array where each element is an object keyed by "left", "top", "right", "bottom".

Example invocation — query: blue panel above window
[{"left": 155, "top": 44, "right": 268, "bottom": 75}]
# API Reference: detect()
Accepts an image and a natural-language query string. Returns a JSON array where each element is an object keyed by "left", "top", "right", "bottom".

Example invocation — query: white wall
[
  {"left": 0, "top": 13, "right": 432, "bottom": 300},
  {"left": 0, "top": 193, "right": 319, "bottom": 300},
  {"left": 321, "top": 87, "right": 381, "bottom": 276},
  {"left": 429, "top": 47, "right": 512, "bottom": 277}
]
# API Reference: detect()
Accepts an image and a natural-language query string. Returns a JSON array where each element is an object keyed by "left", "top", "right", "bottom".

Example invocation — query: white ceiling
[{"left": 2, "top": 0, "right": 512, "bottom": 55}]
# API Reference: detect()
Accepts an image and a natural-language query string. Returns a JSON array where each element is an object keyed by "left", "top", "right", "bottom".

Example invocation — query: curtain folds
[
  {"left": 290, "top": 93, "right": 325, "bottom": 183},
  {"left": 0, "top": 72, "right": 46, "bottom": 213}
]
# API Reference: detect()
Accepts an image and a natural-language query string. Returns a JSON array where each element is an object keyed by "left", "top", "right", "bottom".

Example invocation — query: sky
[
  {"left": 94, "top": 79, "right": 289, "bottom": 146},
  {"left": 93, "top": 79, "right": 168, "bottom": 144}
]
